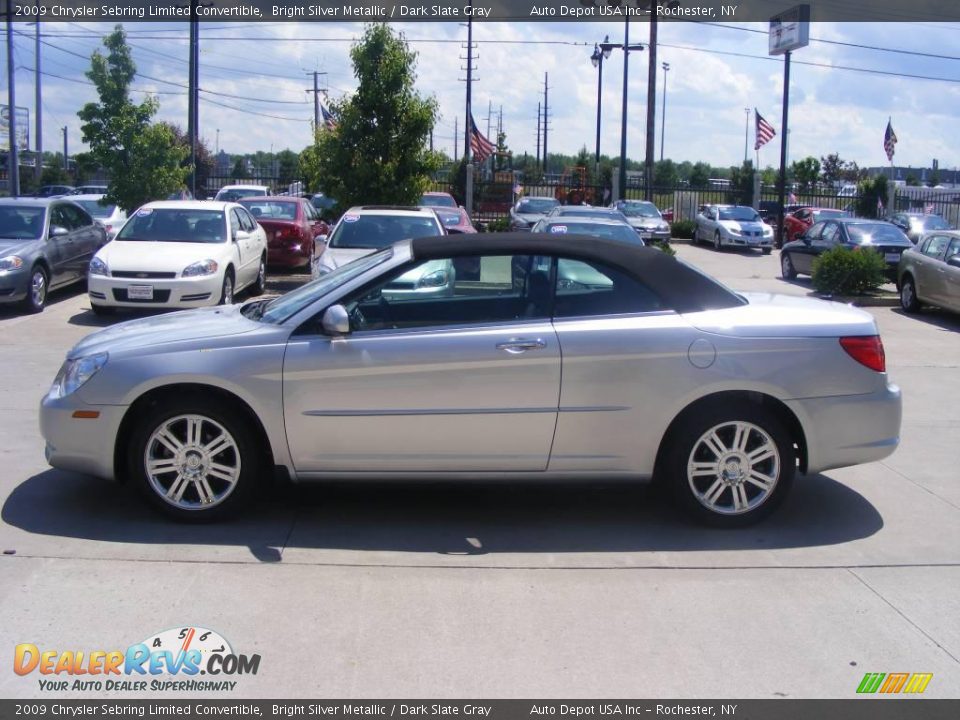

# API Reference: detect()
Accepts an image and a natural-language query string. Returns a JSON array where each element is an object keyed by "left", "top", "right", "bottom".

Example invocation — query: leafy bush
[
  {"left": 670, "top": 220, "right": 695, "bottom": 239},
  {"left": 483, "top": 218, "right": 510, "bottom": 233},
  {"left": 811, "top": 246, "right": 886, "bottom": 295},
  {"left": 651, "top": 240, "right": 676, "bottom": 256}
]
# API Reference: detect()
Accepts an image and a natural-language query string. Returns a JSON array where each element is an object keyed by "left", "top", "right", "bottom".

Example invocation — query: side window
[
  {"left": 923, "top": 235, "right": 950, "bottom": 258},
  {"left": 302, "top": 201, "right": 316, "bottom": 221},
  {"left": 50, "top": 205, "right": 78, "bottom": 231},
  {"left": 229, "top": 209, "right": 242, "bottom": 237},
  {"left": 819, "top": 223, "right": 839, "bottom": 245},
  {"left": 553, "top": 258, "right": 662, "bottom": 318},
  {"left": 63, "top": 204, "right": 92, "bottom": 228},
  {"left": 239, "top": 208, "right": 257, "bottom": 231},
  {"left": 340, "top": 254, "right": 543, "bottom": 333},
  {"left": 945, "top": 238, "right": 960, "bottom": 262},
  {"left": 805, "top": 221, "right": 824, "bottom": 240}
]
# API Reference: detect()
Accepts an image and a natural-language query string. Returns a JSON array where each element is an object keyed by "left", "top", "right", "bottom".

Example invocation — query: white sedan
[
  {"left": 87, "top": 201, "right": 267, "bottom": 314},
  {"left": 694, "top": 204, "right": 774, "bottom": 254}
]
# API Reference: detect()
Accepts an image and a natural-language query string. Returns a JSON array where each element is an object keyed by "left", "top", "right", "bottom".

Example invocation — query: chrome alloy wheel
[
  {"left": 31, "top": 269, "right": 47, "bottom": 307},
  {"left": 686, "top": 421, "right": 780, "bottom": 515},
  {"left": 144, "top": 414, "right": 241, "bottom": 510}
]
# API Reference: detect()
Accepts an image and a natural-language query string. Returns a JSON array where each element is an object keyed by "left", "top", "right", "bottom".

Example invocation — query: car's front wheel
[
  {"left": 128, "top": 398, "right": 261, "bottom": 521},
  {"left": 781, "top": 252, "right": 797, "bottom": 279},
  {"left": 900, "top": 275, "right": 921, "bottom": 313},
  {"left": 713, "top": 231, "right": 723, "bottom": 251},
  {"left": 665, "top": 402, "right": 795, "bottom": 527},
  {"left": 21, "top": 265, "right": 48, "bottom": 313}
]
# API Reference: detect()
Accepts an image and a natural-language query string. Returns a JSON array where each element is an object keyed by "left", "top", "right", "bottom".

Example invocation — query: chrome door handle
[{"left": 496, "top": 338, "right": 546, "bottom": 354}]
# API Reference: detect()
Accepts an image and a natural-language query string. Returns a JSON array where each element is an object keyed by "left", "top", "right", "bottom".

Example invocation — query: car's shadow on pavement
[
  {"left": 2, "top": 470, "right": 883, "bottom": 562},
  {"left": 890, "top": 306, "right": 960, "bottom": 333}
]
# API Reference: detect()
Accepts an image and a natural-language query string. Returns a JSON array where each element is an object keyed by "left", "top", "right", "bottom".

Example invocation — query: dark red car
[
  {"left": 419, "top": 192, "right": 477, "bottom": 233},
  {"left": 782, "top": 206, "right": 851, "bottom": 244},
  {"left": 240, "top": 196, "right": 329, "bottom": 269}
]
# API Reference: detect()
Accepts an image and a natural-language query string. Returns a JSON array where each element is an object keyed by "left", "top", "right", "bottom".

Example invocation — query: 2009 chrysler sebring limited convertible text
[{"left": 40, "top": 234, "right": 901, "bottom": 526}]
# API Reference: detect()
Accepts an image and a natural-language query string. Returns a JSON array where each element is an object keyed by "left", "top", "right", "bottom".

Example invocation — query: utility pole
[
  {"left": 454, "top": 116, "right": 458, "bottom": 160},
  {"left": 486, "top": 100, "right": 492, "bottom": 141},
  {"left": 61, "top": 126, "right": 67, "bottom": 170},
  {"left": 542, "top": 73, "right": 549, "bottom": 174},
  {"left": 644, "top": 15, "right": 657, "bottom": 201},
  {"left": 34, "top": 4, "right": 42, "bottom": 184},
  {"left": 5, "top": 4, "right": 20, "bottom": 197},
  {"left": 305, "top": 71, "right": 328, "bottom": 133},
  {"left": 187, "top": 0, "right": 199, "bottom": 196},
  {"left": 660, "top": 62, "right": 669, "bottom": 163},
  {"left": 460, "top": 11, "right": 476, "bottom": 215},
  {"left": 777, "top": 52, "right": 792, "bottom": 247},
  {"left": 429, "top": 127, "right": 433, "bottom": 153},
  {"left": 215, "top": 128, "right": 220, "bottom": 156},
  {"left": 535, "top": 101, "right": 541, "bottom": 169}
]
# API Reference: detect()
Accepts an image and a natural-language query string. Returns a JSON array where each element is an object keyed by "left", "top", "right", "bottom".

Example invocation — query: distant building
[{"left": 867, "top": 165, "right": 960, "bottom": 186}]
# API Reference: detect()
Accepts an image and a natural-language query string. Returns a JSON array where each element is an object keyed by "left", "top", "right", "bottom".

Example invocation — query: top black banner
[{"left": 3, "top": 0, "right": 960, "bottom": 23}]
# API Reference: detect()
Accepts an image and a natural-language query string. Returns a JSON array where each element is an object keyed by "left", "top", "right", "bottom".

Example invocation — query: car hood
[
  {"left": 67, "top": 304, "right": 256, "bottom": 359},
  {"left": 626, "top": 217, "right": 666, "bottom": 229},
  {"left": 687, "top": 292, "right": 877, "bottom": 338},
  {"left": 0, "top": 238, "right": 39, "bottom": 256},
  {"left": 514, "top": 212, "right": 547, "bottom": 224},
  {"left": 98, "top": 240, "right": 229, "bottom": 273},
  {"left": 719, "top": 220, "right": 767, "bottom": 232},
  {"left": 320, "top": 246, "right": 381, "bottom": 270}
]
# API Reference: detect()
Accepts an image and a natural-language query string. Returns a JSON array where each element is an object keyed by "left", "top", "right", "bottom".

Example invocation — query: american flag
[
  {"left": 469, "top": 114, "right": 496, "bottom": 163},
  {"left": 884, "top": 119, "right": 897, "bottom": 161},
  {"left": 755, "top": 109, "right": 776, "bottom": 150},
  {"left": 320, "top": 103, "right": 337, "bottom": 130}
]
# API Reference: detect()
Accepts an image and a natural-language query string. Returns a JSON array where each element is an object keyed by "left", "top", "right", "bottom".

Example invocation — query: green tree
[
  {"left": 905, "top": 174, "right": 919, "bottom": 187},
  {"left": 276, "top": 149, "right": 300, "bottom": 187},
  {"left": 689, "top": 161, "right": 711, "bottom": 189},
  {"left": 157, "top": 122, "right": 214, "bottom": 196},
  {"left": 820, "top": 153, "right": 845, "bottom": 185},
  {"left": 791, "top": 156, "right": 821, "bottom": 191},
  {"left": 653, "top": 159, "right": 678, "bottom": 188},
  {"left": 230, "top": 158, "right": 246, "bottom": 180},
  {"left": 928, "top": 169, "right": 941, "bottom": 187},
  {"left": 728, "top": 160, "right": 755, "bottom": 205},
  {"left": 77, "top": 26, "right": 188, "bottom": 212},
  {"left": 855, "top": 175, "right": 889, "bottom": 218},
  {"left": 495, "top": 131, "right": 510, "bottom": 172},
  {"left": 760, "top": 165, "right": 778, "bottom": 186},
  {"left": 300, "top": 24, "right": 440, "bottom": 206}
]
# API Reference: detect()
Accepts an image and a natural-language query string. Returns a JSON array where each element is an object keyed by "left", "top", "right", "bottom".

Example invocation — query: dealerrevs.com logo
[{"left": 14, "top": 627, "right": 261, "bottom": 693}]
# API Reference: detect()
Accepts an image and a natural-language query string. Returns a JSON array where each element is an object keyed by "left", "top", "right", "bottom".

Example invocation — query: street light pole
[
  {"left": 659, "top": 62, "right": 669, "bottom": 162},
  {"left": 590, "top": 37, "right": 609, "bottom": 179},
  {"left": 618, "top": 17, "right": 630, "bottom": 200},
  {"left": 743, "top": 108, "right": 750, "bottom": 165},
  {"left": 5, "top": 4, "right": 20, "bottom": 197}
]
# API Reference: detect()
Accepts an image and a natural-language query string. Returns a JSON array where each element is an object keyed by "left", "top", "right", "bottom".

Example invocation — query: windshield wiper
[{"left": 242, "top": 298, "right": 271, "bottom": 320}]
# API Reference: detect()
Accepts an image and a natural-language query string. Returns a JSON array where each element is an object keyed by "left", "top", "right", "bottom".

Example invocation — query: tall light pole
[
  {"left": 590, "top": 37, "right": 611, "bottom": 179},
  {"left": 599, "top": 24, "right": 644, "bottom": 200},
  {"left": 743, "top": 108, "right": 750, "bottom": 165},
  {"left": 5, "top": 4, "right": 20, "bottom": 197},
  {"left": 659, "top": 62, "right": 669, "bottom": 162},
  {"left": 34, "top": 5, "right": 42, "bottom": 184}
]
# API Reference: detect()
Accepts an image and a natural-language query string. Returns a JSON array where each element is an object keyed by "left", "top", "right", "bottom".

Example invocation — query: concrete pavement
[{"left": 0, "top": 246, "right": 957, "bottom": 698}]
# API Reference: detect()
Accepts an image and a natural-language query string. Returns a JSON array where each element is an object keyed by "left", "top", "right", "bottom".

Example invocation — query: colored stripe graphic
[
  {"left": 904, "top": 673, "right": 933, "bottom": 694},
  {"left": 857, "top": 672, "right": 932, "bottom": 694},
  {"left": 880, "top": 673, "right": 909, "bottom": 693},
  {"left": 857, "top": 673, "right": 886, "bottom": 694}
]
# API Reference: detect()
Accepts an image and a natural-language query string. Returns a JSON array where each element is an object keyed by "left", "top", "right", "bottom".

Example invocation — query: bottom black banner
[{"left": 0, "top": 700, "right": 958, "bottom": 720}]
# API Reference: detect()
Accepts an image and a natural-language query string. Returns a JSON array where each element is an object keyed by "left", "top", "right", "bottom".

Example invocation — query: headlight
[
  {"left": 0, "top": 255, "right": 24, "bottom": 271},
  {"left": 182, "top": 259, "right": 219, "bottom": 277},
  {"left": 417, "top": 269, "right": 449, "bottom": 288},
  {"left": 48, "top": 353, "right": 109, "bottom": 399},
  {"left": 763, "top": 227, "right": 773, "bottom": 236},
  {"left": 658, "top": 222, "right": 670, "bottom": 231},
  {"left": 729, "top": 228, "right": 741, "bottom": 235},
  {"left": 88, "top": 256, "right": 109, "bottom": 276}
]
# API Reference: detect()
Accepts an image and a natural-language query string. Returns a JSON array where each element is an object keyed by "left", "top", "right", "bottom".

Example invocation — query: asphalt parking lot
[{"left": 0, "top": 246, "right": 958, "bottom": 699}]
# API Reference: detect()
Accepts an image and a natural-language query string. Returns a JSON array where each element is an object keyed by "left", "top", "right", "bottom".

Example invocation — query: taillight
[{"left": 839, "top": 336, "right": 885, "bottom": 372}]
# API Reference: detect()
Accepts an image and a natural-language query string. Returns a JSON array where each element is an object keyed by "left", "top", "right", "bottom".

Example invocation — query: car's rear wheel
[
  {"left": 900, "top": 275, "right": 921, "bottom": 313},
  {"left": 91, "top": 303, "right": 114, "bottom": 316},
  {"left": 250, "top": 255, "right": 266, "bottom": 296},
  {"left": 666, "top": 402, "right": 795, "bottom": 527},
  {"left": 128, "top": 398, "right": 261, "bottom": 522},
  {"left": 781, "top": 252, "right": 797, "bottom": 279},
  {"left": 219, "top": 269, "right": 234, "bottom": 305},
  {"left": 21, "top": 265, "right": 48, "bottom": 313},
  {"left": 713, "top": 231, "right": 723, "bottom": 251}
]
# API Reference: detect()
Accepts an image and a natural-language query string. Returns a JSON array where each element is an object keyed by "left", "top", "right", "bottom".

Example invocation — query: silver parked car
[
  {"left": 695, "top": 205, "right": 774, "bottom": 253},
  {"left": 898, "top": 231, "right": 960, "bottom": 314},
  {"left": 40, "top": 233, "right": 901, "bottom": 526}
]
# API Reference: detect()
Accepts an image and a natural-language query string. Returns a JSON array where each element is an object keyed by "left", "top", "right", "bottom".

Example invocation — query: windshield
[
  {"left": 73, "top": 199, "right": 116, "bottom": 219},
  {"left": 517, "top": 198, "right": 559, "bottom": 214},
  {"left": 558, "top": 208, "right": 624, "bottom": 221},
  {"left": 240, "top": 200, "right": 298, "bottom": 221},
  {"left": 920, "top": 215, "right": 951, "bottom": 230},
  {"left": 420, "top": 194, "right": 457, "bottom": 208},
  {"left": 814, "top": 209, "right": 849, "bottom": 220},
  {"left": 0, "top": 206, "right": 45, "bottom": 239},
  {"left": 543, "top": 222, "right": 641, "bottom": 243},
  {"left": 619, "top": 202, "right": 660, "bottom": 218},
  {"left": 116, "top": 208, "right": 226, "bottom": 243},
  {"left": 328, "top": 214, "right": 441, "bottom": 249},
  {"left": 719, "top": 207, "right": 760, "bottom": 222},
  {"left": 847, "top": 224, "right": 909, "bottom": 244},
  {"left": 255, "top": 248, "right": 394, "bottom": 324}
]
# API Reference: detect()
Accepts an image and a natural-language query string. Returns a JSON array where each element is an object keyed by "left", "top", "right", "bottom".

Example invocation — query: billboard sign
[
  {"left": 769, "top": 4, "right": 811, "bottom": 55},
  {"left": 0, "top": 106, "right": 30, "bottom": 153}
]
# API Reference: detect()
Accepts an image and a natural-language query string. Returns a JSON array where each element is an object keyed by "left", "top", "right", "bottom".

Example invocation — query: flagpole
[{"left": 776, "top": 51, "right": 791, "bottom": 248}]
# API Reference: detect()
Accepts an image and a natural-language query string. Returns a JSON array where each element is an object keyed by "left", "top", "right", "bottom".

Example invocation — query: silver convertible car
[{"left": 39, "top": 233, "right": 901, "bottom": 526}]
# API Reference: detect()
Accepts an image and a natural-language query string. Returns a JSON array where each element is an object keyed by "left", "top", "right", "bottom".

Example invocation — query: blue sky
[{"left": 5, "top": 20, "right": 960, "bottom": 172}]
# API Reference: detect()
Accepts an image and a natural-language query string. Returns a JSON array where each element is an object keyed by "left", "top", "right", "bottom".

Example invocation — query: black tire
[
  {"left": 900, "top": 275, "right": 921, "bottom": 313},
  {"left": 780, "top": 252, "right": 797, "bottom": 280},
  {"left": 219, "top": 269, "right": 235, "bottom": 305},
  {"left": 664, "top": 401, "right": 796, "bottom": 527},
  {"left": 91, "top": 303, "right": 115, "bottom": 316},
  {"left": 713, "top": 231, "right": 723, "bottom": 251},
  {"left": 762, "top": 247, "right": 772, "bottom": 255},
  {"left": 21, "top": 265, "right": 48, "bottom": 313},
  {"left": 127, "top": 397, "right": 263, "bottom": 522},
  {"left": 693, "top": 226, "right": 700, "bottom": 245},
  {"left": 250, "top": 255, "right": 266, "bottom": 296}
]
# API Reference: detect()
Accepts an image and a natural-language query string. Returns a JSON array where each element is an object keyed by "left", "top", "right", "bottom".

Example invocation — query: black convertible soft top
[{"left": 410, "top": 232, "right": 745, "bottom": 314}]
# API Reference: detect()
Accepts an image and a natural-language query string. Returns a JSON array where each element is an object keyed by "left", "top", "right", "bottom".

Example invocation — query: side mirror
[
  {"left": 49, "top": 225, "right": 69, "bottom": 238},
  {"left": 947, "top": 255, "right": 960, "bottom": 269},
  {"left": 316, "top": 234, "right": 328, "bottom": 245},
  {"left": 321, "top": 304, "right": 351, "bottom": 335}
]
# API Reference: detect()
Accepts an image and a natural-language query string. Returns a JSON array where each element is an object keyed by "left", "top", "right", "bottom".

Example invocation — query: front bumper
[
  {"left": 726, "top": 234, "right": 773, "bottom": 248},
  {"left": 40, "top": 391, "right": 127, "bottom": 481},
  {"left": 787, "top": 382, "right": 902, "bottom": 474},
  {"left": 0, "top": 268, "right": 30, "bottom": 304},
  {"left": 633, "top": 228, "right": 671, "bottom": 242},
  {"left": 88, "top": 272, "right": 224, "bottom": 309}
]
